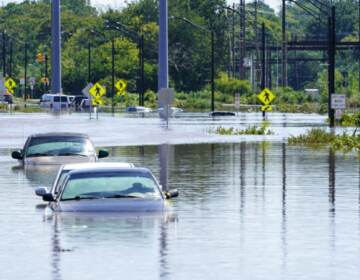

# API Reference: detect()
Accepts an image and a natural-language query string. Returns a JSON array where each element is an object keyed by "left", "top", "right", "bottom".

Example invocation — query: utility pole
[
  {"left": 45, "top": 54, "right": 49, "bottom": 92},
  {"left": 2, "top": 31, "right": 6, "bottom": 77},
  {"left": 328, "top": 6, "right": 336, "bottom": 128},
  {"left": 261, "top": 23, "right": 266, "bottom": 119},
  {"left": 24, "top": 42, "right": 28, "bottom": 101},
  {"left": 232, "top": 3, "right": 236, "bottom": 77},
  {"left": 282, "top": 0, "right": 288, "bottom": 87},
  {"left": 139, "top": 35, "right": 145, "bottom": 106},
  {"left": 88, "top": 42, "right": 91, "bottom": 83},
  {"left": 51, "top": 0, "right": 62, "bottom": 95},
  {"left": 9, "top": 39, "right": 12, "bottom": 77},
  {"left": 211, "top": 31, "right": 215, "bottom": 112},
  {"left": 254, "top": 0, "right": 259, "bottom": 90},
  {"left": 111, "top": 38, "right": 115, "bottom": 115},
  {"left": 158, "top": 0, "right": 169, "bottom": 90},
  {"left": 261, "top": 23, "right": 266, "bottom": 90},
  {"left": 239, "top": 0, "right": 246, "bottom": 82}
]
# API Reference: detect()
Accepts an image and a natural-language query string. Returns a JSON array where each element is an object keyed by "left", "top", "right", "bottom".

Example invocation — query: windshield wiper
[
  {"left": 26, "top": 153, "right": 51, "bottom": 158},
  {"left": 56, "top": 153, "right": 88, "bottom": 157},
  {"left": 62, "top": 195, "right": 102, "bottom": 201},
  {"left": 103, "top": 194, "right": 139, "bottom": 199}
]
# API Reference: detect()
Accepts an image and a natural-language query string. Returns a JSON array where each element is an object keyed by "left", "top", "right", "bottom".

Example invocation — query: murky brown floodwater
[{"left": 1, "top": 140, "right": 359, "bottom": 280}]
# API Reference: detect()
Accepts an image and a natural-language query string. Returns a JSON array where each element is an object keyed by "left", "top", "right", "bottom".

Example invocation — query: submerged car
[
  {"left": 11, "top": 133, "right": 108, "bottom": 165},
  {"left": 37, "top": 164, "right": 178, "bottom": 212},
  {"left": 35, "top": 162, "right": 136, "bottom": 199}
]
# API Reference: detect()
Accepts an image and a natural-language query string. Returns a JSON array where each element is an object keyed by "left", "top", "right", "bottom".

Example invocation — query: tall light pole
[
  {"left": 158, "top": 0, "right": 169, "bottom": 90},
  {"left": 170, "top": 16, "right": 215, "bottom": 111},
  {"left": 51, "top": 0, "right": 62, "bottom": 94}
]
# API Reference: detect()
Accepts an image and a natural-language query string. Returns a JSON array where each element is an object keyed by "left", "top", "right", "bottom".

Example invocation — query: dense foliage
[{"left": 0, "top": 0, "right": 358, "bottom": 109}]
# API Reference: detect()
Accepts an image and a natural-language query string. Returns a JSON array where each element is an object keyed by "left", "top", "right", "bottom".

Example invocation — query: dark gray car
[{"left": 11, "top": 133, "right": 108, "bottom": 165}]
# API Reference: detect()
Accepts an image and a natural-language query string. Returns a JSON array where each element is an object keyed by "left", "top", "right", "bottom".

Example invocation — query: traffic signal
[{"left": 36, "top": 53, "right": 45, "bottom": 63}]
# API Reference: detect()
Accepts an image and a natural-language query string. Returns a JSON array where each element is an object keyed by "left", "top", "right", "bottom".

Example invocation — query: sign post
[
  {"left": 89, "top": 82, "right": 106, "bottom": 119},
  {"left": 158, "top": 88, "right": 174, "bottom": 125},
  {"left": 331, "top": 94, "right": 346, "bottom": 126},
  {"left": 82, "top": 82, "right": 93, "bottom": 119},
  {"left": 257, "top": 88, "right": 276, "bottom": 119}
]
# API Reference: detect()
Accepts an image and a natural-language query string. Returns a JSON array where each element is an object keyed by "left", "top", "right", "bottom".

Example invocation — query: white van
[{"left": 40, "top": 94, "right": 75, "bottom": 111}]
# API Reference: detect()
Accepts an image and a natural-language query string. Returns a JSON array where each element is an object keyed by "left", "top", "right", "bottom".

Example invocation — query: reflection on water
[{"left": 1, "top": 143, "right": 360, "bottom": 279}]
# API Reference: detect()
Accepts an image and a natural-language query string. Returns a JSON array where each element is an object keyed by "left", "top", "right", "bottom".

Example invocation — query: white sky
[{"left": 0, "top": 0, "right": 281, "bottom": 12}]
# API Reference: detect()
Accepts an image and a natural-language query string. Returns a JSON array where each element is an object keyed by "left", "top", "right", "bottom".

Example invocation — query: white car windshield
[
  {"left": 26, "top": 136, "right": 95, "bottom": 157},
  {"left": 61, "top": 171, "right": 162, "bottom": 200}
]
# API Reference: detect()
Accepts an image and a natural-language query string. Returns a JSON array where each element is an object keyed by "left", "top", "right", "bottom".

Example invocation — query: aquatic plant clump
[
  {"left": 214, "top": 123, "right": 274, "bottom": 136},
  {"left": 288, "top": 128, "right": 360, "bottom": 152}
]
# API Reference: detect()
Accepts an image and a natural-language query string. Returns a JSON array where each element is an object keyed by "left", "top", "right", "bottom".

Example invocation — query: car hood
[
  {"left": 24, "top": 155, "right": 96, "bottom": 165},
  {"left": 53, "top": 198, "right": 166, "bottom": 213}
]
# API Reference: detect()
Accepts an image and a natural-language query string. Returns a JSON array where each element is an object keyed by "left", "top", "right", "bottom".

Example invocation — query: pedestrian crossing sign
[
  {"left": 260, "top": 105, "right": 273, "bottom": 112},
  {"left": 89, "top": 82, "right": 106, "bottom": 98},
  {"left": 5, "top": 78, "right": 16, "bottom": 93},
  {"left": 257, "top": 88, "right": 275, "bottom": 105},
  {"left": 92, "top": 98, "right": 104, "bottom": 106}
]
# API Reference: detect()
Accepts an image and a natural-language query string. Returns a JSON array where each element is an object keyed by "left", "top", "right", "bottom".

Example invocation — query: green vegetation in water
[
  {"left": 339, "top": 112, "right": 360, "bottom": 127},
  {"left": 214, "top": 123, "right": 274, "bottom": 136},
  {"left": 288, "top": 128, "right": 360, "bottom": 152}
]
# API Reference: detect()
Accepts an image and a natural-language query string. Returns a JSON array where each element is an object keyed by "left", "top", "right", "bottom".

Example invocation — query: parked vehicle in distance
[
  {"left": 40, "top": 94, "right": 75, "bottom": 110},
  {"left": 11, "top": 133, "right": 108, "bottom": 165},
  {"left": 35, "top": 162, "right": 135, "bottom": 199},
  {"left": 38, "top": 165, "right": 179, "bottom": 212},
  {"left": 71, "top": 96, "right": 88, "bottom": 111},
  {"left": 79, "top": 98, "right": 90, "bottom": 111},
  {"left": 126, "top": 106, "right": 152, "bottom": 113},
  {"left": 0, "top": 94, "right": 13, "bottom": 105}
]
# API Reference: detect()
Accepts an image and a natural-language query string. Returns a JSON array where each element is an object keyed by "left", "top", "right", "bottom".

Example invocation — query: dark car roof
[
  {"left": 29, "top": 133, "right": 89, "bottom": 139},
  {"left": 68, "top": 167, "right": 152, "bottom": 177}
]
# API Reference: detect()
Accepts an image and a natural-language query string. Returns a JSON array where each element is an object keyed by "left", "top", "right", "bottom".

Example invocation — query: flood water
[{"left": 1, "top": 139, "right": 360, "bottom": 279}]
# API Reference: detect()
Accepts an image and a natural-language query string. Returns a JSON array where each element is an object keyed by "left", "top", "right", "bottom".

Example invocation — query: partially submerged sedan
[
  {"left": 37, "top": 164, "right": 178, "bottom": 212},
  {"left": 12, "top": 133, "right": 108, "bottom": 165}
]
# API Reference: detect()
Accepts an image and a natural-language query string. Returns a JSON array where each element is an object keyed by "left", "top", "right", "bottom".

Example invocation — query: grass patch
[
  {"left": 288, "top": 128, "right": 360, "bottom": 152},
  {"left": 214, "top": 122, "right": 274, "bottom": 135}
]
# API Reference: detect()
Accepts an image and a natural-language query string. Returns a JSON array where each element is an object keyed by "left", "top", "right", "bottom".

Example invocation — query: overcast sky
[{"left": 0, "top": 0, "right": 281, "bottom": 12}]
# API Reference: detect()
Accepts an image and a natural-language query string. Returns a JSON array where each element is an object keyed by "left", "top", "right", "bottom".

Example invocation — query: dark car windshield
[
  {"left": 26, "top": 136, "right": 95, "bottom": 157},
  {"left": 61, "top": 171, "right": 161, "bottom": 200}
]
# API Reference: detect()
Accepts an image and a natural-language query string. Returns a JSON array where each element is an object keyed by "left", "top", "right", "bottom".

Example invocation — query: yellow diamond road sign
[
  {"left": 89, "top": 82, "right": 106, "bottom": 98},
  {"left": 115, "top": 80, "right": 127, "bottom": 94},
  {"left": 260, "top": 105, "right": 273, "bottom": 112},
  {"left": 92, "top": 98, "right": 104, "bottom": 106},
  {"left": 5, "top": 78, "right": 16, "bottom": 90},
  {"left": 257, "top": 88, "right": 275, "bottom": 105}
]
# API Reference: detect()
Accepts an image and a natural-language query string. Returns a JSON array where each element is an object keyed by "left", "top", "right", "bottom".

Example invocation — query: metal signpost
[
  {"left": 331, "top": 94, "right": 346, "bottom": 124},
  {"left": 89, "top": 82, "right": 106, "bottom": 119},
  {"left": 257, "top": 88, "right": 276, "bottom": 119},
  {"left": 82, "top": 82, "right": 93, "bottom": 119}
]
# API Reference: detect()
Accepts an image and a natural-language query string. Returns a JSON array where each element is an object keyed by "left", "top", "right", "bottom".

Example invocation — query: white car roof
[{"left": 61, "top": 162, "right": 135, "bottom": 171}]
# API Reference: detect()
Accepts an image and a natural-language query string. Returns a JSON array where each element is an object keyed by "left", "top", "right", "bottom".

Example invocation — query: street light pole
[
  {"left": 45, "top": 54, "right": 49, "bottom": 92},
  {"left": 139, "top": 35, "right": 145, "bottom": 106},
  {"left": 211, "top": 31, "right": 215, "bottom": 112},
  {"left": 24, "top": 42, "right": 28, "bottom": 101},
  {"left": 88, "top": 42, "right": 91, "bottom": 83},
  {"left": 104, "top": 21, "right": 146, "bottom": 107},
  {"left": 2, "top": 31, "right": 6, "bottom": 77},
  {"left": 111, "top": 38, "right": 115, "bottom": 115},
  {"left": 170, "top": 16, "right": 215, "bottom": 112}
]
